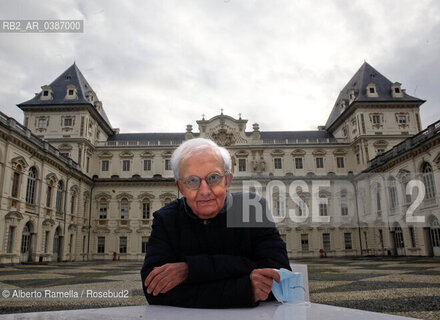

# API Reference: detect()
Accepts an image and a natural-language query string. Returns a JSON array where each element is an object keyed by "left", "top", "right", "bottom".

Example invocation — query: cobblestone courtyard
[{"left": 0, "top": 257, "right": 439, "bottom": 319}]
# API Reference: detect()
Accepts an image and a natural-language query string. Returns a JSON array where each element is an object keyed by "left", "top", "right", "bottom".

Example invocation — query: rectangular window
[
  {"left": 341, "top": 197, "right": 348, "bottom": 216},
  {"left": 301, "top": 234, "right": 309, "bottom": 251},
  {"left": 46, "top": 185, "right": 52, "bottom": 207},
  {"left": 7, "top": 227, "right": 15, "bottom": 253},
  {"left": 64, "top": 118, "right": 73, "bottom": 127},
  {"left": 144, "top": 159, "right": 151, "bottom": 171},
  {"left": 323, "top": 233, "right": 331, "bottom": 251},
  {"left": 274, "top": 158, "right": 282, "bottom": 169},
  {"left": 11, "top": 172, "right": 20, "bottom": 198},
  {"left": 295, "top": 158, "right": 303, "bottom": 169},
  {"left": 86, "top": 157, "right": 90, "bottom": 173},
  {"left": 369, "top": 87, "right": 375, "bottom": 94},
  {"left": 165, "top": 159, "right": 171, "bottom": 171},
  {"left": 101, "top": 160, "right": 109, "bottom": 172},
  {"left": 99, "top": 201, "right": 107, "bottom": 219},
  {"left": 69, "top": 234, "right": 73, "bottom": 254},
  {"left": 122, "top": 160, "right": 130, "bottom": 171},
  {"left": 344, "top": 233, "right": 352, "bottom": 250},
  {"left": 70, "top": 195, "right": 75, "bottom": 214},
  {"left": 68, "top": 89, "right": 74, "bottom": 95},
  {"left": 120, "top": 201, "right": 129, "bottom": 219},
  {"left": 119, "top": 237, "right": 127, "bottom": 253},
  {"left": 356, "top": 153, "right": 360, "bottom": 165},
  {"left": 319, "top": 202, "right": 328, "bottom": 216},
  {"left": 238, "top": 159, "right": 246, "bottom": 172},
  {"left": 409, "top": 227, "right": 416, "bottom": 248},
  {"left": 336, "top": 157, "right": 344, "bottom": 168},
  {"left": 142, "top": 236, "right": 148, "bottom": 253},
  {"left": 44, "top": 231, "right": 50, "bottom": 253},
  {"left": 398, "top": 115, "right": 407, "bottom": 124},
  {"left": 97, "top": 237, "right": 105, "bottom": 253},
  {"left": 38, "top": 118, "right": 47, "bottom": 128},
  {"left": 372, "top": 115, "right": 381, "bottom": 124},
  {"left": 43, "top": 90, "right": 49, "bottom": 97},
  {"left": 316, "top": 157, "right": 324, "bottom": 168},
  {"left": 142, "top": 202, "right": 151, "bottom": 219}
]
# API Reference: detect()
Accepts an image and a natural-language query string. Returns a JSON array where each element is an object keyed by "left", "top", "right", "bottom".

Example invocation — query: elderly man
[{"left": 141, "top": 138, "right": 290, "bottom": 308}]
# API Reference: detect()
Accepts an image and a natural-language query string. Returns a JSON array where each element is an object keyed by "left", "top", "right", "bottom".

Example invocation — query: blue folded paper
[{"left": 271, "top": 268, "right": 305, "bottom": 303}]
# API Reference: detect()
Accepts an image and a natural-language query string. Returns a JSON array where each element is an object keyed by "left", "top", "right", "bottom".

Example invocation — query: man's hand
[
  {"left": 250, "top": 268, "right": 280, "bottom": 303},
  {"left": 145, "top": 262, "right": 189, "bottom": 296}
]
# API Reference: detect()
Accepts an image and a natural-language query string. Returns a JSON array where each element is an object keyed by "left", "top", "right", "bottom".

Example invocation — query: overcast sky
[{"left": 1, "top": 0, "right": 439, "bottom": 133}]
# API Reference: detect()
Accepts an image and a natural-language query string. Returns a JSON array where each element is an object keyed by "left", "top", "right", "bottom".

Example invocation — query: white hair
[{"left": 171, "top": 138, "right": 231, "bottom": 180}]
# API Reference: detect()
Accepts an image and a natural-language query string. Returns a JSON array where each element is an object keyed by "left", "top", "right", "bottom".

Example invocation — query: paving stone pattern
[{"left": 0, "top": 257, "right": 438, "bottom": 319}]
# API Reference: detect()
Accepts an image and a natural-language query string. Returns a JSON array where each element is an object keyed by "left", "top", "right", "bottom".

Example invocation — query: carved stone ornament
[{"left": 211, "top": 129, "right": 235, "bottom": 146}]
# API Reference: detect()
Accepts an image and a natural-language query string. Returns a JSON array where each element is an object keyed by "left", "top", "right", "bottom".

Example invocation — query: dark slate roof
[
  {"left": 258, "top": 130, "right": 335, "bottom": 140},
  {"left": 325, "top": 62, "right": 424, "bottom": 130},
  {"left": 108, "top": 132, "right": 194, "bottom": 141},
  {"left": 18, "top": 63, "right": 112, "bottom": 128}
]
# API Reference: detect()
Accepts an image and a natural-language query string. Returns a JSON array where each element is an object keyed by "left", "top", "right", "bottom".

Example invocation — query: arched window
[
  {"left": 388, "top": 177, "right": 398, "bottom": 210},
  {"left": 56, "top": 180, "right": 64, "bottom": 212},
  {"left": 26, "top": 167, "right": 37, "bottom": 204},
  {"left": 423, "top": 162, "right": 436, "bottom": 200},
  {"left": 375, "top": 183, "right": 382, "bottom": 213},
  {"left": 142, "top": 200, "right": 151, "bottom": 219},
  {"left": 120, "top": 198, "right": 129, "bottom": 219},
  {"left": 11, "top": 165, "right": 22, "bottom": 198},
  {"left": 99, "top": 199, "right": 107, "bottom": 219},
  {"left": 163, "top": 198, "right": 172, "bottom": 206}
]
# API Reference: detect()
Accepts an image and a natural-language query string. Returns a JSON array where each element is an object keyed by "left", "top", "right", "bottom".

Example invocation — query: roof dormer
[
  {"left": 366, "top": 82, "right": 379, "bottom": 98},
  {"left": 88, "top": 91, "right": 96, "bottom": 103},
  {"left": 391, "top": 82, "right": 403, "bottom": 98},
  {"left": 65, "top": 84, "right": 78, "bottom": 100},
  {"left": 40, "top": 85, "right": 53, "bottom": 100},
  {"left": 348, "top": 89, "right": 356, "bottom": 104},
  {"left": 339, "top": 100, "right": 346, "bottom": 113}
]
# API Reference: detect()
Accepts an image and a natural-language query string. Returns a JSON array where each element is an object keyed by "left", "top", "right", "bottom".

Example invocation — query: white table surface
[{"left": 0, "top": 302, "right": 417, "bottom": 320}]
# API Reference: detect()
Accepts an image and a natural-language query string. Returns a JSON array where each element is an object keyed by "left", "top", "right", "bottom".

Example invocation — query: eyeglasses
[{"left": 180, "top": 172, "right": 228, "bottom": 190}]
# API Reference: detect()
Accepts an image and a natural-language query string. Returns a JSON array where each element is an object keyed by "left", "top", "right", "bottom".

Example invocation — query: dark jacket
[{"left": 140, "top": 192, "right": 291, "bottom": 308}]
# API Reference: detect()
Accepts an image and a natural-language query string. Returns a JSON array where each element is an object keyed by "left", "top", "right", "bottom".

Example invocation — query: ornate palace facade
[{"left": 1, "top": 62, "right": 439, "bottom": 264}]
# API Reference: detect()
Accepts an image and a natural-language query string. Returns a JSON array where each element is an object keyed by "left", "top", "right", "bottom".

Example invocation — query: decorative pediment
[
  {"left": 98, "top": 152, "right": 113, "bottom": 159},
  {"left": 136, "top": 226, "right": 152, "bottom": 233},
  {"left": 159, "top": 192, "right": 177, "bottom": 200},
  {"left": 114, "top": 226, "right": 132, "bottom": 234},
  {"left": 5, "top": 211, "right": 24, "bottom": 220},
  {"left": 397, "top": 169, "right": 411, "bottom": 183},
  {"left": 119, "top": 151, "right": 134, "bottom": 158},
  {"left": 11, "top": 156, "right": 29, "bottom": 171},
  {"left": 161, "top": 151, "right": 173, "bottom": 158},
  {"left": 94, "top": 192, "right": 112, "bottom": 200},
  {"left": 45, "top": 173, "right": 58, "bottom": 185},
  {"left": 312, "top": 149, "right": 326, "bottom": 156},
  {"left": 433, "top": 152, "right": 440, "bottom": 170},
  {"left": 93, "top": 226, "right": 110, "bottom": 234},
  {"left": 138, "top": 192, "right": 155, "bottom": 200},
  {"left": 333, "top": 149, "right": 347, "bottom": 155},
  {"left": 235, "top": 150, "right": 249, "bottom": 158},
  {"left": 373, "top": 140, "right": 388, "bottom": 147},
  {"left": 70, "top": 185, "right": 79, "bottom": 194},
  {"left": 42, "top": 218, "right": 55, "bottom": 226},
  {"left": 291, "top": 149, "right": 306, "bottom": 156},
  {"left": 116, "top": 192, "right": 133, "bottom": 200},
  {"left": 140, "top": 151, "right": 155, "bottom": 158},
  {"left": 58, "top": 144, "right": 72, "bottom": 151},
  {"left": 270, "top": 149, "right": 285, "bottom": 156}
]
